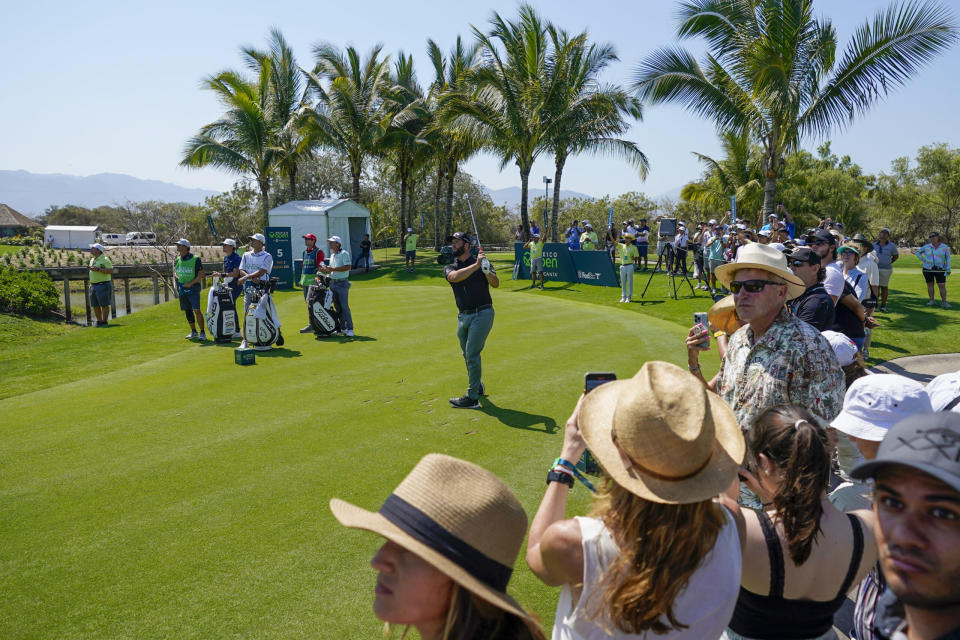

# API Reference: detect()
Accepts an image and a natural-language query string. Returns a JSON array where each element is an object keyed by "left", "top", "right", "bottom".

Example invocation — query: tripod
[{"left": 641, "top": 242, "right": 696, "bottom": 300}]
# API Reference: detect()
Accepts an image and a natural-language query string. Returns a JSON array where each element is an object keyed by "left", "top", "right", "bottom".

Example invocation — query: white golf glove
[{"left": 481, "top": 258, "right": 492, "bottom": 274}]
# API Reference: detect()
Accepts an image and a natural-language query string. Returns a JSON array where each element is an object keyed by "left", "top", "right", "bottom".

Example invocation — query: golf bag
[
  {"left": 306, "top": 275, "right": 341, "bottom": 336},
  {"left": 205, "top": 277, "right": 239, "bottom": 343},
  {"left": 244, "top": 278, "right": 284, "bottom": 350}
]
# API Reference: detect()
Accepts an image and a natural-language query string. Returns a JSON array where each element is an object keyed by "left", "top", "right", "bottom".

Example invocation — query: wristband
[
  {"left": 689, "top": 364, "right": 701, "bottom": 372},
  {"left": 713, "top": 331, "right": 726, "bottom": 338},
  {"left": 552, "top": 457, "right": 597, "bottom": 493},
  {"left": 546, "top": 469, "right": 574, "bottom": 488}
]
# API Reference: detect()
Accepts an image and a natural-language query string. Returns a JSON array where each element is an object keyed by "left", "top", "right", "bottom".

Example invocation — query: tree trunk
[
  {"left": 399, "top": 175, "right": 408, "bottom": 251},
  {"left": 519, "top": 166, "right": 531, "bottom": 242},
  {"left": 551, "top": 158, "right": 565, "bottom": 242},
  {"left": 434, "top": 164, "right": 445, "bottom": 250},
  {"left": 762, "top": 133, "right": 779, "bottom": 217},
  {"left": 444, "top": 166, "right": 457, "bottom": 242},
  {"left": 258, "top": 179, "right": 270, "bottom": 229},
  {"left": 288, "top": 165, "right": 297, "bottom": 202},
  {"left": 762, "top": 174, "right": 777, "bottom": 220}
]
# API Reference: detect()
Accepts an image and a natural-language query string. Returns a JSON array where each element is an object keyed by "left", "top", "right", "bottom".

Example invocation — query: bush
[{"left": 0, "top": 268, "right": 60, "bottom": 316}]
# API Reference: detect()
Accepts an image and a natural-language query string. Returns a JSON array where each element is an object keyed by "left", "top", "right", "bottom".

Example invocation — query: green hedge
[{"left": 0, "top": 268, "right": 60, "bottom": 316}]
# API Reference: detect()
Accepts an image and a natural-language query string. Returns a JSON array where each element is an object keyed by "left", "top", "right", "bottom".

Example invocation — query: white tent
[
  {"left": 45, "top": 225, "right": 100, "bottom": 249},
  {"left": 267, "top": 199, "right": 371, "bottom": 261}
]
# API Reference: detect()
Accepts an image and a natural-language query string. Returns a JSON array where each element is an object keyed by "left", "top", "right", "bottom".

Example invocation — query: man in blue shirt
[{"left": 211, "top": 238, "right": 243, "bottom": 338}]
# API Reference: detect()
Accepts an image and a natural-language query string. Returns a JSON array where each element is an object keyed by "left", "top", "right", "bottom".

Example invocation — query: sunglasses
[
  {"left": 730, "top": 279, "right": 784, "bottom": 294},
  {"left": 810, "top": 240, "right": 827, "bottom": 246},
  {"left": 789, "top": 260, "right": 810, "bottom": 268}
]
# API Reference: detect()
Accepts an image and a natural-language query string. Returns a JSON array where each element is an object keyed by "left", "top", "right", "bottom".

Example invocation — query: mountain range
[
  {"left": 0, "top": 170, "right": 218, "bottom": 215},
  {"left": 0, "top": 169, "right": 686, "bottom": 217}
]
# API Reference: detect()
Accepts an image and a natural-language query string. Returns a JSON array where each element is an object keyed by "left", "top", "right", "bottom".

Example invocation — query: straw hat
[
  {"left": 330, "top": 454, "right": 535, "bottom": 625},
  {"left": 708, "top": 295, "right": 742, "bottom": 335},
  {"left": 578, "top": 361, "right": 745, "bottom": 504},
  {"left": 714, "top": 242, "right": 806, "bottom": 300}
]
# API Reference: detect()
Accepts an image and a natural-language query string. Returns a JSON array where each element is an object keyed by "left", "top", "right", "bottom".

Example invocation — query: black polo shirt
[
  {"left": 791, "top": 283, "right": 835, "bottom": 332},
  {"left": 444, "top": 256, "right": 492, "bottom": 312}
]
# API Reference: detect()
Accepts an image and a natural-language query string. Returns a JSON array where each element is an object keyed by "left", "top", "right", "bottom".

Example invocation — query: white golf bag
[
  {"left": 206, "top": 277, "right": 239, "bottom": 343},
  {"left": 244, "top": 278, "right": 284, "bottom": 350}
]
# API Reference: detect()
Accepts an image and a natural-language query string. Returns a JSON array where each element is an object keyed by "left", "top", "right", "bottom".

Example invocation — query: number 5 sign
[{"left": 265, "top": 227, "right": 293, "bottom": 289}]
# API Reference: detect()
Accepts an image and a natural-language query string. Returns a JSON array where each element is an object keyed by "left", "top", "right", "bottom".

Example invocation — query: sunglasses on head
[{"left": 730, "top": 279, "right": 784, "bottom": 294}]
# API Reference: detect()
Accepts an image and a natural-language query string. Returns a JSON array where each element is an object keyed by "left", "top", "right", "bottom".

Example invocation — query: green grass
[
  {"left": 0, "top": 248, "right": 956, "bottom": 639},
  {"left": 0, "top": 245, "right": 25, "bottom": 256}
]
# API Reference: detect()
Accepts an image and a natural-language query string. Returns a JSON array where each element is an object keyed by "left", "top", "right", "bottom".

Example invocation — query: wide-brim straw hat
[
  {"left": 579, "top": 361, "right": 745, "bottom": 504},
  {"left": 708, "top": 295, "right": 742, "bottom": 335},
  {"left": 714, "top": 242, "right": 806, "bottom": 300},
  {"left": 330, "top": 454, "right": 536, "bottom": 627}
]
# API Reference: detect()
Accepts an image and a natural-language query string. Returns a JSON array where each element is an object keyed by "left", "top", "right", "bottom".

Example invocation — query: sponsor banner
[
  {"left": 265, "top": 226, "right": 294, "bottom": 289},
  {"left": 513, "top": 242, "right": 618, "bottom": 287}
]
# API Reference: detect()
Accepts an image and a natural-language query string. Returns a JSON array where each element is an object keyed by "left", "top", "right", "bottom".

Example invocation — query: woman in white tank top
[{"left": 526, "top": 361, "right": 747, "bottom": 639}]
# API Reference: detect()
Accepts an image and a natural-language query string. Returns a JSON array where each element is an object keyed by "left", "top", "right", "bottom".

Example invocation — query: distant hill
[
  {"left": 0, "top": 170, "right": 219, "bottom": 216},
  {"left": 485, "top": 185, "right": 595, "bottom": 209}
]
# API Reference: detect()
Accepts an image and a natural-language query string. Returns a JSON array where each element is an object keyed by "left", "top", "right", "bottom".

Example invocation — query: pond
[{"left": 58, "top": 282, "right": 172, "bottom": 326}]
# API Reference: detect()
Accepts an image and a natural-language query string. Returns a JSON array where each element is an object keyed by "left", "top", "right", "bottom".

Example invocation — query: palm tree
[
  {"left": 181, "top": 69, "right": 278, "bottom": 224},
  {"left": 302, "top": 44, "right": 391, "bottom": 202},
  {"left": 425, "top": 37, "right": 481, "bottom": 246},
  {"left": 380, "top": 52, "right": 431, "bottom": 245},
  {"left": 681, "top": 129, "right": 763, "bottom": 214},
  {"left": 445, "top": 5, "right": 552, "bottom": 242},
  {"left": 543, "top": 26, "right": 648, "bottom": 241},
  {"left": 635, "top": 0, "right": 957, "bottom": 216},
  {"left": 242, "top": 29, "right": 314, "bottom": 201}
]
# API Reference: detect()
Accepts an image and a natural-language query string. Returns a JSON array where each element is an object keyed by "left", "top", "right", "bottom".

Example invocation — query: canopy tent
[
  {"left": 267, "top": 199, "right": 371, "bottom": 261},
  {"left": 45, "top": 225, "right": 100, "bottom": 249}
]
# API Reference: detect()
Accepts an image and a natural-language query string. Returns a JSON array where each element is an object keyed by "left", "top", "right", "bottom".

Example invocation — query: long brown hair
[
  {"left": 587, "top": 480, "right": 726, "bottom": 635},
  {"left": 748, "top": 404, "right": 831, "bottom": 565},
  {"left": 386, "top": 585, "right": 546, "bottom": 640}
]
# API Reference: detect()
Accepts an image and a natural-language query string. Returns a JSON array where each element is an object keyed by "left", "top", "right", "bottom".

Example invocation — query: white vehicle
[
  {"left": 101, "top": 233, "right": 125, "bottom": 245},
  {"left": 125, "top": 231, "right": 157, "bottom": 245}
]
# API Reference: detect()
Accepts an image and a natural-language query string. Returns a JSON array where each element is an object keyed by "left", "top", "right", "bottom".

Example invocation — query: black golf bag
[
  {"left": 244, "top": 278, "right": 284, "bottom": 349},
  {"left": 306, "top": 275, "right": 341, "bottom": 336},
  {"left": 205, "top": 277, "right": 239, "bottom": 343}
]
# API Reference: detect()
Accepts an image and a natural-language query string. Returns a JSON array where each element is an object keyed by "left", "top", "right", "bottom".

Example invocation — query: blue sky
[{"left": 3, "top": 0, "right": 959, "bottom": 200}]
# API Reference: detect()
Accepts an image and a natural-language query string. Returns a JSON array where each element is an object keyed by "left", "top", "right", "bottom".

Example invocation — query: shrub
[{"left": 0, "top": 267, "right": 60, "bottom": 316}]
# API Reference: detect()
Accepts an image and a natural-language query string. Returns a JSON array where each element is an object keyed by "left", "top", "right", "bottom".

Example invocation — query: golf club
[{"left": 466, "top": 197, "right": 491, "bottom": 273}]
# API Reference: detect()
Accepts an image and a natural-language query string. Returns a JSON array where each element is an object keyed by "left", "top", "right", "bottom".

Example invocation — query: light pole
[{"left": 543, "top": 176, "right": 552, "bottom": 237}]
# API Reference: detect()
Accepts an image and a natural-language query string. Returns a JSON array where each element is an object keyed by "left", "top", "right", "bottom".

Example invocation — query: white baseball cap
[
  {"left": 407, "top": 227, "right": 413, "bottom": 232},
  {"left": 758, "top": 229, "right": 772, "bottom": 237},
  {"left": 89, "top": 243, "right": 105, "bottom": 252},
  {"left": 708, "top": 219, "right": 717, "bottom": 225},
  {"left": 248, "top": 233, "right": 266, "bottom": 244},
  {"left": 926, "top": 370, "right": 960, "bottom": 413},
  {"left": 821, "top": 330, "right": 858, "bottom": 366},
  {"left": 831, "top": 374, "right": 932, "bottom": 441},
  {"left": 221, "top": 238, "right": 237, "bottom": 247},
  {"left": 328, "top": 235, "right": 342, "bottom": 244},
  {"left": 176, "top": 238, "right": 191, "bottom": 248}
]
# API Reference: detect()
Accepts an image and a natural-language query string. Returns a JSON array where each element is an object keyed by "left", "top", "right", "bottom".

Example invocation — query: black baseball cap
[
  {"left": 851, "top": 413, "right": 960, "bottom": 492},
  {"left": 448, "top": 232, "right": 471, "bottom": 243},
  {"left": 788, "top": 247, "right": 820, "bottom": 265},
  {"left": 807, "top": 229, "right": 834, "bottom": 244}
]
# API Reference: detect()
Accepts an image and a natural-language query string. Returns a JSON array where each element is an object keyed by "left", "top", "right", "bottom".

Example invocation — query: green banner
[{"left": 513, "top": 243, "right": 618, "bottom": 287}]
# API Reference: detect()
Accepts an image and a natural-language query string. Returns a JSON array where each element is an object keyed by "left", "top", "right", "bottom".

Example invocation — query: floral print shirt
[
  {"left": 717, "top": 308, "right": 844, "bottom": 429},
  {"left": 917, "top": 242, "right": 951, "bottom": 274}
]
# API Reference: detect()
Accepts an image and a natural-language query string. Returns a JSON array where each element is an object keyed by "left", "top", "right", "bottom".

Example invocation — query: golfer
[
  {"left": 174, "top": 238, "right": 206, "bottom": 341},
  {"left": 87, "top": 243, "right": 114, "bottom": 327},
  {"left": 237, "top": 233, "right": 273, "bottom": 349},
  {"left": 318, "top": 235, "right": 353, "bottom": 337},
  {"left": 330, "top": 454, "right": 546, "bottom": 640},
  {"left": 444, "top": 232, "right": 498, "bottom": 409},
  {"left": 403, "top": 227, "right": 418, "bottom": 272},
  {"left": 298, "top": 233, "right": 325, "bottom": 334}
]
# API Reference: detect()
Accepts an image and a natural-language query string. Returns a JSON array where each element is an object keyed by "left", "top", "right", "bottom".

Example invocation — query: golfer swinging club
[{"left": 444, "top": 231, "right": 498, "bottom": 409}]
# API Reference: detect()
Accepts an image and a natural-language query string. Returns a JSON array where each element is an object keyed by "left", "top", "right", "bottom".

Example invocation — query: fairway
[
  {"left": 1, "top": 252, "right": 956, "bottom": 639},
  {"left": 0, "top": 260, "right": 697, "bottom": 639}
]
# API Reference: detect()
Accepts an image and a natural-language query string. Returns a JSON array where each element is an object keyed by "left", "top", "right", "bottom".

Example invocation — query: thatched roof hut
[{"left": 0, "top": 203, "right": 42, "bottom": 237}]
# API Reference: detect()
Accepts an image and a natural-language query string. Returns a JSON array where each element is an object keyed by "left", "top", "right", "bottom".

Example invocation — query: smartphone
[
  {"left": 580, "top": 373, "right": 616, "bottom": 477},
  {"left": 693, "top": 312, "right": 710, "bottom": 348}
]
